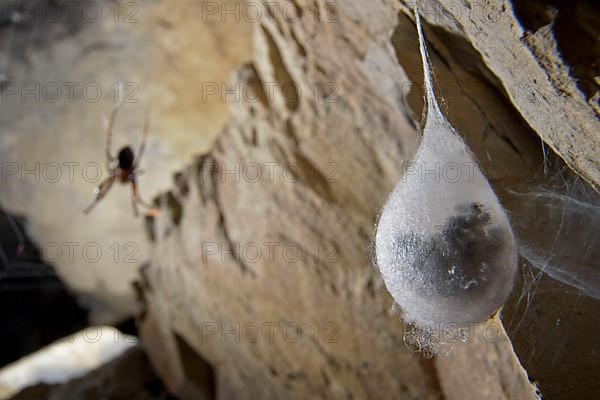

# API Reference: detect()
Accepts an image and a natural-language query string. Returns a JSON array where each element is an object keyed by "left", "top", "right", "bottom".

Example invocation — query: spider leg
[
  {"left": 83, "top": 176, "right": 115, "bottom": 215},
  {"left": 130, "top": 180, "right": 160, "bottom": 217},
  {"left": 135, "top": 110, "right": 151, "bottom": 168},
  {"left": 130, "top": 181, "right": 140, "bottom": 217},
  {"left": 106, "top": 104, "right": 123, "bottom": 163}
]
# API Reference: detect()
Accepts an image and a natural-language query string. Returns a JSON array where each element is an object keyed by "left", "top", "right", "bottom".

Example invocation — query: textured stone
[
  {"left": 411, "top": 0, "right": 600, "bottom": 190},
  {"left": 8, "top": 346, "right": 175, "bottom": 400},
  {"left": 136, "top": 0, "right": 567, "bottom": 398}
]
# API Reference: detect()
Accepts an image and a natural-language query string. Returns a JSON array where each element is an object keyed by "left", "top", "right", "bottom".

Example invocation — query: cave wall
[{"left": 134, "top": 0, "right": 587, "bottom": 398}]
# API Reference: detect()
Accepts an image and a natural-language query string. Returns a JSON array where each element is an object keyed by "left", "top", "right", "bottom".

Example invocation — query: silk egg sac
[{"left": 375, "top": 10, "right": 518, "bottom": 328}]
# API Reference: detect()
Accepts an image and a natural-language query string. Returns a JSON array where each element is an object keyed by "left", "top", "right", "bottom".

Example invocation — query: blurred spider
[{"left": 84, "top": 106, "right": 159, "bottom": 217}]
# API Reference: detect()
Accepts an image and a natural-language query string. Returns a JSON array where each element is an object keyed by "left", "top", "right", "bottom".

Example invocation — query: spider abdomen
[{"left": 118, "top": 146, "right": 135, "bottom": 170}]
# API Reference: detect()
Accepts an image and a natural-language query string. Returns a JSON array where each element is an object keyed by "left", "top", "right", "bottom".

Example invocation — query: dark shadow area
[
  {"left": 0, "top": 208, "right": 89, "bottom": 367},
  {"left": 513, "top": 0, "right": 600, "bottom": 102},
  {"left": 174, "top": 333, "right": 217, "bottom": 400}
]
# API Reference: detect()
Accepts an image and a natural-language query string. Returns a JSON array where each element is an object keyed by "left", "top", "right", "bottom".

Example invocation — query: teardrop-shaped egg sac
[
  {"left": 376, "top": 107, "right": 518, "bottom": 327},
  {"left": 375, "top": 10, "right": 517, "bottom": 328}
]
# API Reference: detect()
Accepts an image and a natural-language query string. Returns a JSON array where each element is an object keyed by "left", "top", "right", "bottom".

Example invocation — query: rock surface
[
  {"left": 8, "top": 346, "right": 176, "bottom": 400},
  {"left": 415, "top": 0, "right": 600, "bottom": 190},
  {"left": 135, "top": 0, "right": 600, "bottom": 398}
]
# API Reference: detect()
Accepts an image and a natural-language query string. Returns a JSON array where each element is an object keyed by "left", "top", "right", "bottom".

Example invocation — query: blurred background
[{"left": 0, "top": 0, "right": 250, "bottom": 397}]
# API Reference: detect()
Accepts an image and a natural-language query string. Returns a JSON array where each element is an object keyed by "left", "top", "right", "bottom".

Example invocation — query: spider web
[{"left": 501, "top": 142, "right": 600, "bottom": 399}]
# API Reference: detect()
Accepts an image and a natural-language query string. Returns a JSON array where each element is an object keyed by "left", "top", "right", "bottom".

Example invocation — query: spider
[{"left": 84, "top": 106, "right": 159, "bottom": 217}]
